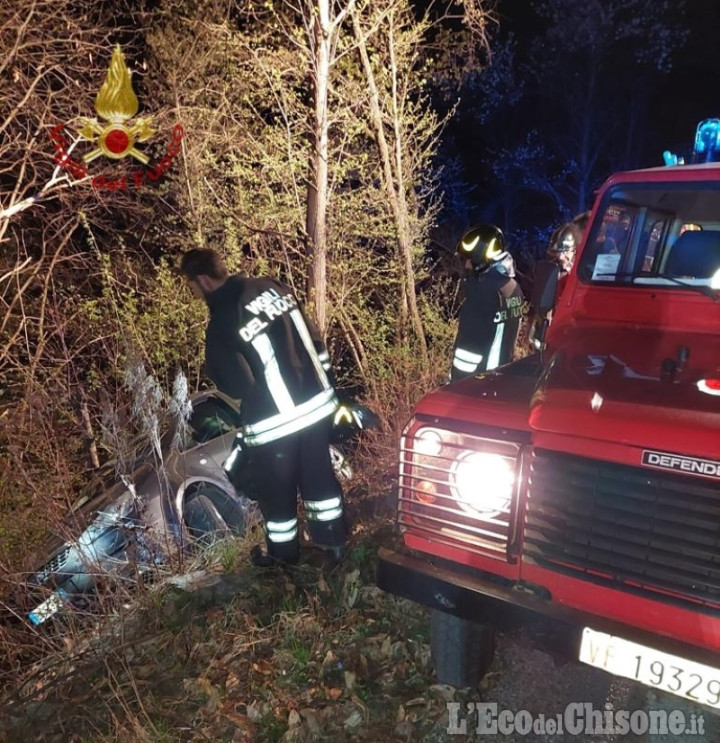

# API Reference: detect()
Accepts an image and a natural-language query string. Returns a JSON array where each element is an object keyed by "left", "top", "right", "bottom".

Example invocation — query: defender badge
[{"left": 642, "top": 449, "right": 720, "bottom": 480}]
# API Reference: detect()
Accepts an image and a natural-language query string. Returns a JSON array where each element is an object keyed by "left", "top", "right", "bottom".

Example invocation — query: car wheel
[
  {"left": 430, "top": 610, "right": 495, "bottom": 688},
  {"left": 184, "top": 494, "right": 232, "bottom": 544},
  {"left": 330, "top": 444, "right": 353, "bottom": 482},
  {"left": 198, "top": 487, "right": 247, "bottom": 535}
]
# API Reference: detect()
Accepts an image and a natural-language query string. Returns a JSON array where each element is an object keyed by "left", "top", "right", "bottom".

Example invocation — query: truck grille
[
  {"left": 397, "top": 421, "right": 521, "bottom": 556},
  {"left": 525, "top": 449, "right": 720, "bottom": 612}
]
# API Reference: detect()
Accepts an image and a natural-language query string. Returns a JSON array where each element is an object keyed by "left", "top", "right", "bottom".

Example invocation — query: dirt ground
[{"left": 1, "top": 503, "right": 718, "bottom": 743}]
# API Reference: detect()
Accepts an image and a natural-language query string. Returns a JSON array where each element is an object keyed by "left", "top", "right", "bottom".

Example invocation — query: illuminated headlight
[
  {"left": 450, "top": 451, "right": 515, "bottom": 517},
  {"left": 414, "top": 428, "right": 443, "bottom": 456}
]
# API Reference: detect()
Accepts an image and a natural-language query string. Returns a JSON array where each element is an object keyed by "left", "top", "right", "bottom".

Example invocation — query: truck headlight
[
  {"left": 399, "top": 417, "right": 523, "bottom": 552},
  {"left": 450, "top": 451, "right": 515, "bottom": 517}
]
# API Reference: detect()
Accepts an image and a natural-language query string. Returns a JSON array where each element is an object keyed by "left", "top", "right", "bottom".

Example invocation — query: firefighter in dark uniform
[
  {"left": 450, "top": 225, "right": 524, "bottom": 382},
  {"left": 547, "top": 211, "right": 589, "bottom": 276},
  {"left": 546, "top": 210, "right": 589, "bottom": 302},
  {"left": 179, "top": 249, "right": 346, "bottom": 566}
]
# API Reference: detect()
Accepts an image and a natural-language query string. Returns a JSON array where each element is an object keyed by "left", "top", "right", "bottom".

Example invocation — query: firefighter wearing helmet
[
  {"left": 450, "top": 224, "right": 524, "bottom": 382},
  {"left": 546, "top": 211, "right": 590, "bottom": 306},
  {"left": 178, "top": 249, "right": 346, "bottom": 568},
  {"left": 547, "top": 211, "right": 589, "bottom": 276}
]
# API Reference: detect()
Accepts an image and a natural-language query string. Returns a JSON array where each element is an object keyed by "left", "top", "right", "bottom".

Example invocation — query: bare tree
[
  {"left": 350, "top": 3, "right": 433, "bottom": 355},
  {"left": 303, "top": 0, "right": 357, "bottom": 334},
  {"left": 0, "top": 0, "right": 196, "bottom": 571}
]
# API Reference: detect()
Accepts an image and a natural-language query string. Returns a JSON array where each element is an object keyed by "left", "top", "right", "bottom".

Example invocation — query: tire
[
  {"left": 200, "top": 488, "right": 247, "bottom": 535},
  {"left": 330, "top": 444, "right": 353, "bottom": 482},
  {"left": 184, "top": 494, "right": 232, "bottom": 545},
  {"left": 430, "top": 610, "right": 495, "bottom": 688}
]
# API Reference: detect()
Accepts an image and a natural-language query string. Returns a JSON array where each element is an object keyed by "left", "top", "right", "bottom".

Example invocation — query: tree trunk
[
  {"left": 351, "top": 9, "right": 428, "bottom": 360},
  {"left": 305, "top": 1, "right": 332, "bottom": 335}
]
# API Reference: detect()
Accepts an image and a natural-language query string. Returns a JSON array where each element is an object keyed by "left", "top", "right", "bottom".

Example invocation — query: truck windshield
[{"left": 577, "top": 182, "right": 720, "bottom": 295}]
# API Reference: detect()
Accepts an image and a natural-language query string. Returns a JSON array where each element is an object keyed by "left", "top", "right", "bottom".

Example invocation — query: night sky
[
  {"left": 660, "top": 2, "right": 720, "bottom": 155},
  {"left": 441, "top": 0, "right": 720, "bottom": 243},
  {"left": 494, "top": 1, "right": 720, "bottom": 164}
]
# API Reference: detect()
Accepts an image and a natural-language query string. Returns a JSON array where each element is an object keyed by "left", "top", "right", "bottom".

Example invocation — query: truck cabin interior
[{"left": 578, "top": 183, "right": 720, "bottom": 287}]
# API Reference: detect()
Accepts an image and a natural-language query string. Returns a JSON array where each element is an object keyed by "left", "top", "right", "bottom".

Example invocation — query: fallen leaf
[
  {"left": 428, "top": 683, "right": 458, "bottom": 702},
  {"left": 325, "top": 686, "right": 343, "bottom": 700},
  {"left": 246, "top": 700, "right": 263, "bottom": 722},
  {"left": 194, "top": 676, "right": 221, "bottom": 712},
  {"left": 252, "top": 660, "right": 273, "bottom": 675},
  {"left": 351, "top": 694, "right": 370, "bottom": 722},
  {"left": 287, "top": 709, "right": 301, "bottom": 727},
  {"left": 225, "top": 672, "right": 241, "bottom": 693},
  {"left": 404, "top": 697, "right": 426, "bottom": 707},
  {"left": 219, "top": 702, "right": 255, "bottom": 735},
  {"left": 300, "top": 708, "right": 321, "bottom": 734},
  {"left": 344, "top": 709, "right": 364, "bottom": 729},
  {"left": 343, "top": 670, "right": 356, "bottom": 691},
  {"left": 344, "top": 569, "right": 361, "bottom": 608}
]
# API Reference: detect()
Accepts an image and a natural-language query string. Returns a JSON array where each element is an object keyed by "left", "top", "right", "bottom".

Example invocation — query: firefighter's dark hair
[{"left": 178, "top": 249, "right": 229, "bottom": 281}]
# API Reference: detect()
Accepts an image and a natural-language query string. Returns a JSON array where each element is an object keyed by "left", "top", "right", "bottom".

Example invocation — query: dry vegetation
[
  {"left": 0, "top": 501, "right": 471, "bottom": 743},
  {"left": 0, "top": 2, "right": 496, "bottom": 739},
  {"left": 0, "top": 0, "right": 483, "bottom": 576}
]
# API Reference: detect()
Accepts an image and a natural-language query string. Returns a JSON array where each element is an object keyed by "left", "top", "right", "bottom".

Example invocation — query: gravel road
[{"left": 426, "top": 620, "right": 719, "bottom": 743}]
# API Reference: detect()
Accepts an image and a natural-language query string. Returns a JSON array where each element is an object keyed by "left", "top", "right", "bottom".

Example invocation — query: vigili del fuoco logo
[{"left": 50, "top": 45, "right": 183, "bottom": 191}]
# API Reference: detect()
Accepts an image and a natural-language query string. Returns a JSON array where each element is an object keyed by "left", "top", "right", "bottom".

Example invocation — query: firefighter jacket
[
  {"left": 451, "top": 268, "right": 524, "bottom": 379},
  {"left": 204, "top": 275, "right": 338, "bottom": 446}
]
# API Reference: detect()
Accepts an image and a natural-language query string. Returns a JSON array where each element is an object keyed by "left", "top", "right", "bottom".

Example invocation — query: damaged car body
[{"left": 22, "top": 389, "right": 374, "bottom": 625}]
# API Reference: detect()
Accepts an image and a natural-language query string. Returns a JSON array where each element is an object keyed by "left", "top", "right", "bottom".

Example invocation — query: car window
[
  {"left": 185, "top": 396, "right": 242, "bottom": 448},
  {"left": 580, "top": 204, "right": 636, "bottom": 281},
  {"left": 578, "top": 182, "right": 720, "bottom": 286}
]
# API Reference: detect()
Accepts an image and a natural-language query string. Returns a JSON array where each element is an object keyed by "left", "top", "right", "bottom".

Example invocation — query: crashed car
[{"left": 22, "top": 389, "right": 374, "bottom": 625}]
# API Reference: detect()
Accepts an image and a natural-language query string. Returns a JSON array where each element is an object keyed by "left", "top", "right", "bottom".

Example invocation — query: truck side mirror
[
  {"left": 532, "top": 260, "right": 560, "bottom": 316},
  {"left": 529, "top": 260, "right": 560, "bottom": 349}
]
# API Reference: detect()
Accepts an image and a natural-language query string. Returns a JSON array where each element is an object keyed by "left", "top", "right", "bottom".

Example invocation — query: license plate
[
  {"left": 28, "top": 588, "right": 68, "bottom": 626},
  {"left": 580, "top": 627, "right": 720, "bottom": 709}
]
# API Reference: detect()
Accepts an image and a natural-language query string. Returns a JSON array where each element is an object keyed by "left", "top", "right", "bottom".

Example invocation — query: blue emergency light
[
  {"left": 693, "top": 118, "right": 720, "bottom": 163},
  {"left": 663, "top": 151, "right": 684, "bottom": 167}
]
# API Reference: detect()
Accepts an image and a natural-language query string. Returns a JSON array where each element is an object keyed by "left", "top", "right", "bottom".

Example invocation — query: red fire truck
[{"left": 377, "top": 136, "right": 720, "bottom": 709}]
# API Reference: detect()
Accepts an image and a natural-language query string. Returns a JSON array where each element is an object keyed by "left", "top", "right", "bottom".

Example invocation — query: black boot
[
  {"left": 251, "top": 544, "right": 299, "bottom": 568},
  {"left": 251, "top": 545, "right": 279, "bottom": 568}
]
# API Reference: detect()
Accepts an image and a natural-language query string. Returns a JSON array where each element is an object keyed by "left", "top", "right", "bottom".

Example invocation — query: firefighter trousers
[{"left": 246, "top": 416, "right": 347, "bottom": 562}]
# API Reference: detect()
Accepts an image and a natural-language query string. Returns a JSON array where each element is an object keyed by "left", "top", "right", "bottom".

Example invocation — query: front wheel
[
  {"left": 430, "top": 610, "right": 495, "bottom": 688},
  {"left": 184, "top": 494, "right": 232, "bottom": 545}
]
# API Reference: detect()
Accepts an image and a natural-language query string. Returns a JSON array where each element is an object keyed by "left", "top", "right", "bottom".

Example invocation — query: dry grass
[
  {"left": 0, "top": 389, "right": 440, "bottom": 743},
  {"left": 0, "top": 520, "right": 466, "bottom": 743},
  {"left": 0, "top": 325, "right": 460, "bottom": 743}
]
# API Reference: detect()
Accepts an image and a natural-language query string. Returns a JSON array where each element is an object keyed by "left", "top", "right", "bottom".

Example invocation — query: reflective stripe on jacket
[{"left": 204, "top": 276, "right": 338, "bottom": 445}]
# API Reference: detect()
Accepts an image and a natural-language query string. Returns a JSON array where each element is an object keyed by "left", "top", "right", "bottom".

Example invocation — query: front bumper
[{"left": 376, "top": 546, "right": 720, "bottom": 669}]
